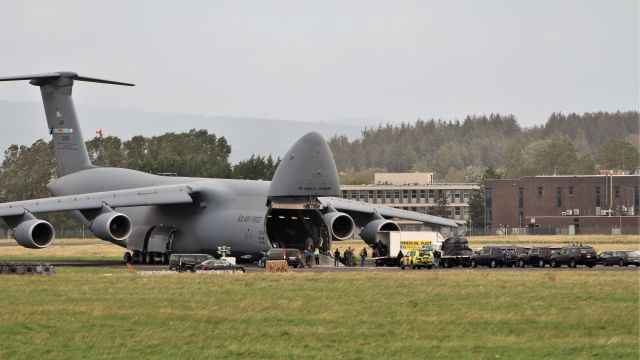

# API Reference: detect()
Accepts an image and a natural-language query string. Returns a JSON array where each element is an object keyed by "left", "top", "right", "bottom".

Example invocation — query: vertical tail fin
[{"left": 0, "top": 72, "right": 134, "bottom": 176}]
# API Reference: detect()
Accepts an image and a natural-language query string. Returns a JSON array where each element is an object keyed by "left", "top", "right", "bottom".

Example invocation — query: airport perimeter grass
[{"left": 0, "top": 269, "right": 638, "bottom": 359}]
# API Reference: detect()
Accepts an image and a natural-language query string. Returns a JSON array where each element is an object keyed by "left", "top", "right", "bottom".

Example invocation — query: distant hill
[{"left": 0, "top": 101, "right": 366, "bottom": 163}]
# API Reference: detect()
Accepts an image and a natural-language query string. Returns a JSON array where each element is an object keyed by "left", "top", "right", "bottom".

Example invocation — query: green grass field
[{"left": 0, "top": 268, "right": 638, "bottom": 359}]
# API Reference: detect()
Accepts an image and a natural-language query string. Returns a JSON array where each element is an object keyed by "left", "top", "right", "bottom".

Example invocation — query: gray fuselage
[{"left": 47, "top": 167, "right": 273, "bottom": 259}]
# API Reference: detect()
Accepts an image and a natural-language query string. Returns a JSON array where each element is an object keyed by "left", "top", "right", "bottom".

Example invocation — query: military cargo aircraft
[{"left": 0, "top": 72, "right": 458, "bottom": 263}]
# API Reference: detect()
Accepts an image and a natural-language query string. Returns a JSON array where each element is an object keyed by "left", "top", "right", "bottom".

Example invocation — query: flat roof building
[
  {"left": 485, "top": 174, "right": 640, "bottom": 235},
  {"left": 341, "top": 173, "right": 479, "bottom": 230}
]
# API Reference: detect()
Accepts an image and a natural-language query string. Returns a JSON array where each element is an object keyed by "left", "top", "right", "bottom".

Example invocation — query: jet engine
[
  {"left": 322, "top": 211, "right": 355, "bottom": 240},
  {"left": 359, "top": 219, "right": 400, "bottom": 245},
  {"left": 90, "top": 212, "right": 132, "bottom": 242},
  {"left": 14, "top": 219, "right": 55, "bottom": 249}
]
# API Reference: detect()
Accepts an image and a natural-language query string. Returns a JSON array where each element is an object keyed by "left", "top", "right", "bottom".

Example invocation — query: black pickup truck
[{"left": 439, "top": 236, "right": 473, "bottom": 268}]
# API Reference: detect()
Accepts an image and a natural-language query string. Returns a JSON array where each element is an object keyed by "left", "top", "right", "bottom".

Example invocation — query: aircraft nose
[
  {"left": 297, "top": 132, "right": 325, "bottom": 146},
  {"left": 268, "top": 131, "right": 340, "bottom": 197}
]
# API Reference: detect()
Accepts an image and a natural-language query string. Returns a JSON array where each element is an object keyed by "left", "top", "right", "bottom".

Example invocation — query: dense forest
[
  {"left": 0, "top": 111, "right": 638, "bottom": 231},
  {"left": 329, "top": 111, "right": 639, "bottom": 183}
]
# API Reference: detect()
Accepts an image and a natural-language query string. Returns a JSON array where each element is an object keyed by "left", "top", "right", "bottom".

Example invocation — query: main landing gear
[{"left": 124, "top": 251, "right": 169, "bottom": 265}]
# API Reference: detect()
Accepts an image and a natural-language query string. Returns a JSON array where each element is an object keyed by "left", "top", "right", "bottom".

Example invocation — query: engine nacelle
[
  {"left": 322, "top": 211, "right": 355, "bottom": 240},
  {"left": 359, "top": 219, "right": 400, "bottom": 245},
  {"left": 90, "top": 212, "right": 132, "bottom": 242},
  {"left": 14, "top": 219, "right": 55, "bottom": 249}
]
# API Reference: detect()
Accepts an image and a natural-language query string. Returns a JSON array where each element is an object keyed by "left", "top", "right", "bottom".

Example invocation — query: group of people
[
  {"left": 332, "top": 247, "right": 368, "bottom": 267},
  {"left": 303, "top": 247, "right": 320, "bottom": 268}
]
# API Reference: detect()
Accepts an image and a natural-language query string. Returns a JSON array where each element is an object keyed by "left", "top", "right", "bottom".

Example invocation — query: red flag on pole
[{"left": 96, "top": 129, "right": 104, "bottom": 138}]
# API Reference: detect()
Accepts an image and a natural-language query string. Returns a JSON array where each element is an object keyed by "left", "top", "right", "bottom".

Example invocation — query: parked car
[
  {"left": 470, "top": 246, "right": 516, "bottom": 268},
  {"left": 169, "top": 253, "right": 214, "bottom": 271},
  {"left": 195, "top": 259, "right": 245, "bottom": 272},
  {"left": 516, "top": 246, "right": 558, "bottom": 268},
  {"left": 258, "top": 248, "right": 303, "bottom": 268},
  {"left": 550, "top": 246, "right": 597, "bottom": 268},
  {"left": 600, "top": 250, "right": 640, "bottom": 267},
  {"left": 400, "top": 248, "right": 434, "bottom": 270}
]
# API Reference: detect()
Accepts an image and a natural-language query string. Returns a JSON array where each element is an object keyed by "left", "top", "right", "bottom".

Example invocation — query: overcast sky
[{"left": 0, "top": 0, "right": 637, "bottom": 127}]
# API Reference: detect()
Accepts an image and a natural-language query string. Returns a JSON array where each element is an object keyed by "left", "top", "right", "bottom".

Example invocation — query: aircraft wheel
[{"left": 123, "top": 252, "right": 132, "bottom": 263}]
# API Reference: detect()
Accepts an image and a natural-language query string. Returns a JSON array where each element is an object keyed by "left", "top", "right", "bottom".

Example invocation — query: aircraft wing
[
  {"left": 318, "top": 196, "right": 459, "bottom": 228},
  {"left": 0, "top": 184, "right": 197, "bottom": 217}
]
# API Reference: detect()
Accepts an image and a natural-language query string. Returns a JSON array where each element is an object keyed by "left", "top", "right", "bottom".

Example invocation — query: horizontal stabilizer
[{"left": 0, "top": 72, "right": 134, "bottom": 86}]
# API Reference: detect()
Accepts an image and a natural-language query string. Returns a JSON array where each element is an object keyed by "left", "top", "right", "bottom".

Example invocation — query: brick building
[{"left": 485, "top": 174, "right": 640, "bottom": 235}]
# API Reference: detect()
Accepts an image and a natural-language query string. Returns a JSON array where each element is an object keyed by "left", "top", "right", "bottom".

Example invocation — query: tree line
[{"left": 329, "top": 111, "right": 639, "bottom": 184}]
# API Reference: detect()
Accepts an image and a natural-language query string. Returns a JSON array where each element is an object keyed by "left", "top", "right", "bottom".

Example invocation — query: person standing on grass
[
  {"left": 334, "top": 248, "right": 341, "bottom": 266},
  {"left": 314, "top": 248, "right": 320, "bottom": 265}
]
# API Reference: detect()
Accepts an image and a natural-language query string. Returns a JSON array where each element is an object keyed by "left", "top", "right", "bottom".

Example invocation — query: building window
[
  {"left": 411, "top": 190, "right": 417, "bottom": 199},
  {"left": 595, "top": 187, "right": 601, "bottom": 207},
  {"left": 556, "top": 187, "right": 562, "bottom": 208},
  {"left": 615, "top": 186, "right": 620, "bottom": 198},
  {"left": 350, "top": 191, "right": 357, "bottom": 199},
  {"left": 420, "top": 190, "right": 426, "bottom": 199},
  {"left": 428, "top": 190, "right": 434, "bottom": 199},
  {"left": 537, "top": 187, "right": 543, "bottom": 198},
  {"left": 368, "top": 190, "right": 374, "bottom": 199},
  {"left": 485, "top": 188, "right": 492, "bottom": 226},
  {"left": 634, "top": 187, "right": 639, "bottom": 215},
  {"left": 463, "top": 190, "right": 469, "bottom": 199},
  {"left": 568, "top": 187, "right": 574, "bottom": 196},
  {"left": 394, "top": 191, "right": 400, "bottom": 199},
  {"left": 385, "top": 191, "right": 391, "bottom": 199},
  {"left": 376, "top": 191, "right": 382, "bottom": 199},
  {"left": 518, "top": 187, "right": 524, "bottom": 210},
  {"left": 359, "top": 191, "right": 365, "bottom": 199},
  {"left": 455, "top": 207, "right": 461, "bottom": 216},
  {"left": 402, "top": 190, "right": 408, "bottom": 199},
  {"left": 341, "top": 190, "right": 348, "bottom": 199}
]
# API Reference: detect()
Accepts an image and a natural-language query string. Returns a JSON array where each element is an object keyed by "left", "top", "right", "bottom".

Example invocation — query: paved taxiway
[{"left": 4, "top": 259, "right": 637, "bottom": 273}]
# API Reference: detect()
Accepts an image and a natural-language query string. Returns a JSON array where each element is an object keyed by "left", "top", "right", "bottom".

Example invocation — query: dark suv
[
  {"left": 516, "top": 246, "right": 557, "bottom": 268},
  {"left": 258, "top": 248, "right": 302, "bottom": 268},
  {"left": 550, "top": 246, "right": 597, "bottom": 268},
  {"left": 599, "top": 250, "right": 640, "bottom": 267},
  {"left": 470, "top": 246, "right": 517, "bottom": 268}
]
